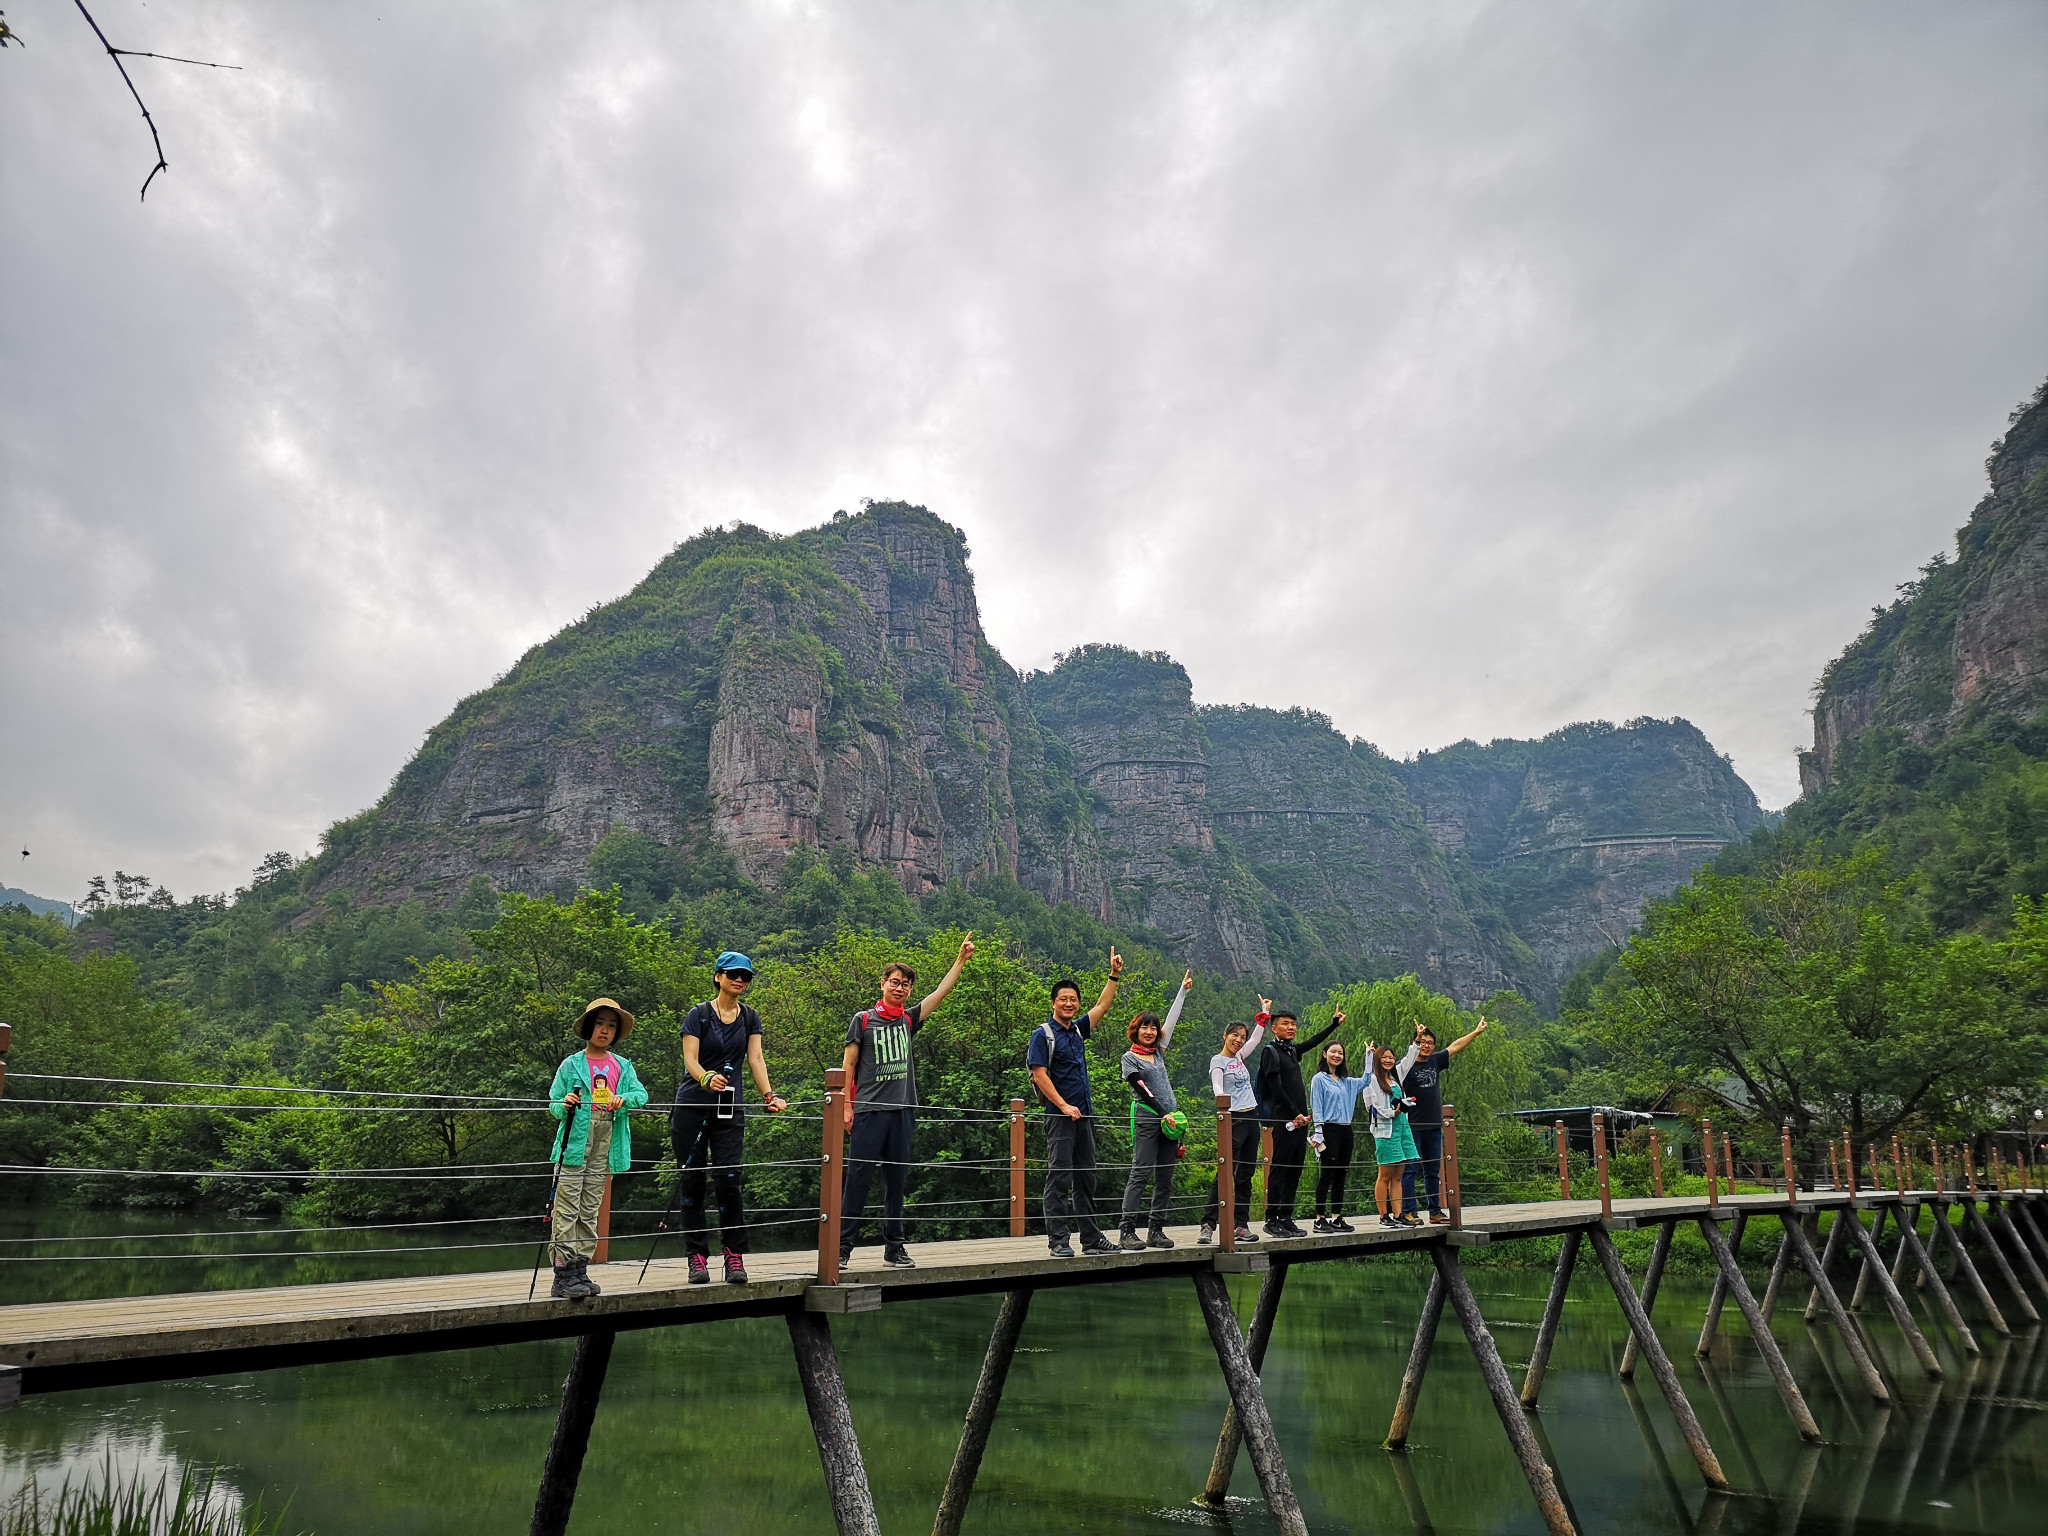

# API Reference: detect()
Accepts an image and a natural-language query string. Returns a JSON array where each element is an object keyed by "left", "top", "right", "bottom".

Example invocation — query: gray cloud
[{"left": 3, "top": 0, "right": 2044, "bottom": 902}]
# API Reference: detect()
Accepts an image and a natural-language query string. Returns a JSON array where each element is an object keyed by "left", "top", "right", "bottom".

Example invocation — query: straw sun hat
[{"left": 573, "top": 997, "right": 636, "bottom": 1043}]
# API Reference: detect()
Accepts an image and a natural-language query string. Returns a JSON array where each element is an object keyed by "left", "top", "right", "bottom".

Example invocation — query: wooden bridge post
[
  {"left": 1723, "top": 1132, "right": 1736, "bottom": 1192},
  {"left": 1650, "top": 1129, "right": 1664, "bottom": 1197},
  {"left": 933, "top": 1289, "right": 1033, "bottom": 1536},
  {"left": 1387, "top": 1268, "right": 1448, "bottom": 1446},
  {"left": 1592, "top": 1113, "right": 1612, "bottom": 1222},
  {"left": 1828, "top": 1144, "right": 1841, "bottom": 1193},
  {"left": 1781, "top": 1126, "right": 1799, "bottom": 1203},
  {"left": 1781, "top": 1214, "right": 1890, "bottom": 1401},
  {"left": 820, "top": 1068, "right": 848, "bottom": 1283},
  {"left": 1849, "top": 1202, "right": 1888, "bottom": 1311},
  {"left": 1432, "top": 1246, "right": 1577, "bottom": 1535},
  {"left": 787, "top": 1310, "right": 881, "bottom": 1536},
  {"left": 1444, "top": 1105, "right": 1464, "bottom": 1228},
  {"left": 1894, "top": 1204, "right": 1981, "bottom": 1356},
  {"left": 0, "top": 1021, "right": 10, "bottom": 1099},
  {"left": 1802, "top": 1206, "right": 1849, "bottom": 1323},
  {"left": 1841, "top": 1204, "right": 1943, "bottom": 1378},
  {"left": 1216, "top": 1095, "right": 1236, "bottom": 1252},
  {"left": 1200, "top": 1259, "right": 1290, "bottom": 1502},
  {"left": 1695, "top": 1211, "right": 1747, "bottom": 1356},
  {"left": 1703, "top": 1120, "right": 1718, "bottom": 1208},
  {"left": 1618, "top": 1220, "right": 1674, "bottom": 1382},
  {"left": 1191, "top": 1270, "right": 1307, "bottom": 1536},
  {"left": 1964, "top": 1197, "right": 2039, "bottom": 1321},
  {"left": 1932, "top": 1140, "right": 1946, "bottom": 1194},
  {"left": 2013, "top": 1199, "right": 2048, "bottom": 1271},
  {"left": 1520, "top": 1229, "right": 1581, "bottom": 1408},
  {"left": 593, "top": 1177, "right": 613, "bottom": 1265},
  {"left": 1759, "top": 1225, "right": 1794, "bottom": 1323},
  {"left": 1694, "top": 1216, "right": 1822, "bottom": 1439},
  {"left": 1843, "top": 1131, "right": 1856, "bottom": 1193},
  {"left": 1893, "top": 1137, "right": 1907, "bottom": 1196},
  {"left": 1934, "top": 1198, "right": 2011, "bottom": 1336},
  {"left": 528, "top": 1329, "right": 617, "bottom": 1536},
  {"left": 1258, "top": 1126, "right": 1274, "bottom": 1223},
  {"left": 1008, "top": 1100, "right": 1026, "bottom": 1237},
  {"left": 1586, "top": 1226, "right": 1730, "bottom": 1491},
  {"left": 1555, "top": 1121, "right": 1570, "bottom": 1199}
]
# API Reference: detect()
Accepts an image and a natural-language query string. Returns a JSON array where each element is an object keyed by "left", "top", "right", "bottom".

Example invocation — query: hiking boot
[
  {"left": 883, "top": 1245, "right": 916, "bottom": 1269},
  {"left": 1118, "top": 1229, "right": 1147, "bottom": 1252},
  {"left": 1428, "top": 1211, "right": 1451, "bottom": 1225},
  {"left": 550, "top": 1263, "right": 579, "bottom": 1300},
  {"left": 1397, "top": 1213, "right": 1423, "bottom": 1228},
  {"left": 1198, "top": 1223, "right": 1216, "bottom": 1246},
  {"left": 1235, "top": 1226, "right": 1259, "bottom": 1244},
  {"left": 1049, "top": 1240, "right": 1076, "bottom": 1258},
  {"left": 722, "top": 1249, "right": 748, "bottom": 1285},
  {"left": 1146, "top": 1228, "right": 1174, "bottom": 1250},
  {"left": 1081, "top": 1236, "right": 1120, "bottom": 1257},
  {"left": 573, "top": 1257, "right": 602, "bottom": 1296},
  {"left": 688, "top": 1253, "right": 711, "bottom": 1285}
]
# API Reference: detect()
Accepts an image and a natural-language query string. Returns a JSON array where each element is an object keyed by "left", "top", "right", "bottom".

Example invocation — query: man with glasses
[
  {"left": 674, "top": 952, "right": 787, "bottom": 1284},
  {"left": 838, "top": 934, "right": 976, "bottom": 1270}
]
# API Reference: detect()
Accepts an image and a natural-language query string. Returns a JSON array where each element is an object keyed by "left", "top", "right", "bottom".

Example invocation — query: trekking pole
[
  {"left": 638, "top": 1150, "right": 688, "bottom": 1284},
  {"left": 528, "top": 1094, "right": 583, "bottom": 1302}
]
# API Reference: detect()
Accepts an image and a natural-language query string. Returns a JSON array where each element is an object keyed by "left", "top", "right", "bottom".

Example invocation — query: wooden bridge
[{"left": 6, "top": 1073, "right": 2048, "bottom": 1536}]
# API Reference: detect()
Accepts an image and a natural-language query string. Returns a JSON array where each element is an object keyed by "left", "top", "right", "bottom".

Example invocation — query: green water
[{"left": 3, "top": 1211, "right": 2044, "bottom": 1534}]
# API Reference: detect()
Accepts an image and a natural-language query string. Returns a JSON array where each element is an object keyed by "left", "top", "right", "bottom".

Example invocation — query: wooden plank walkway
[{"left": 0, "top": 1190, "right": 1923, "bottom": 1392}]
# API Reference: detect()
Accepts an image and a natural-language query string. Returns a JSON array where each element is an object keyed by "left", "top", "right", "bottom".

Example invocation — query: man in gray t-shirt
[{"left": 838, "top": 935, "right": 974, "bottom": 1268}]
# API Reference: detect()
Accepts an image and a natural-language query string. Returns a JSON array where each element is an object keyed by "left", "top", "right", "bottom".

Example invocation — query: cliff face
[
  {"left": 1804, "top": 380, "right": 2048, "bottom": 792},
  {"left": 316, "top": 501, "right": 1762, "bottom": 1004}
]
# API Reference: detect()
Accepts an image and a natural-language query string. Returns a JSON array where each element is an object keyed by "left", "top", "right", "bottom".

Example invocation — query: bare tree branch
[{"left": 69, "top": 0, "right": 238, "bottom": 202}]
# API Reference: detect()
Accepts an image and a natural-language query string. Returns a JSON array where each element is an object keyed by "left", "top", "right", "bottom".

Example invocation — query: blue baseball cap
[{"left": 715, "top": 951, "right": 754, "bottom": 975}]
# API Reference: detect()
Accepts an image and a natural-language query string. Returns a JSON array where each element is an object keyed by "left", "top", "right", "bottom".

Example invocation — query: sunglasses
[{"left": 722, "top": 970, "right": 754, "bottom": 984}]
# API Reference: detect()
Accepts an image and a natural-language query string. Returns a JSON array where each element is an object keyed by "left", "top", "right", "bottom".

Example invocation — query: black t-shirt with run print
[{"left": 846, "top": 1004, "right": 926, "bottom": 1114}]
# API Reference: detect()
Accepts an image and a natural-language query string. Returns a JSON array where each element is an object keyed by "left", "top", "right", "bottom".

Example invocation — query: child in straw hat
[{"left": 547, "top": 997, "right": 649, "bottom": 1299}]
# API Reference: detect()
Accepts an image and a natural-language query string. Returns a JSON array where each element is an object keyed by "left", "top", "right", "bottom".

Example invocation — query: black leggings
[
  {"left": 1203, "top": 1117, "right": 1262, "bottom": 1229},
  {"left": 672, "top": 1104, "right": 750, "bottom": 1256},
  {"left": 1315, "top": 1123, "right": 1356, "bottom": 1215}
]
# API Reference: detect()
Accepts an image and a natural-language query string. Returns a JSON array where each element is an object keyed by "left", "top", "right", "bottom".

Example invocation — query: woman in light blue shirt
[{"left": 1309, "top": 1040, "right": 1368, "bottom": 1231}]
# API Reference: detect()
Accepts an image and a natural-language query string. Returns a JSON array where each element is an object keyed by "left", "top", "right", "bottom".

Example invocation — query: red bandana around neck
[{"left": 872, "top": 997, "right": 908, "bottom": 1021}]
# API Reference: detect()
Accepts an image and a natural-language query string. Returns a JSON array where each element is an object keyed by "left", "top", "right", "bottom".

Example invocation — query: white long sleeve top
[
  {"left": 1208, "top": 1016, "right": 1267, "bottom": 1113},
  {"left": 1361, "top": 1042, "right": 1422, "bottom": 1138}
]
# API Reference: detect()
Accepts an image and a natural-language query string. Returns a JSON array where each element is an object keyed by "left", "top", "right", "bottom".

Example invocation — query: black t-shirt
[
  {"left": 1406, "top": 1050, "right": 1452, "bottom": 1129},
  {"left": 846, "top": 1004, "right": 925, "bottom": 1114},
  {"left": 675, "top": 1000, "right": 763, "bottom": 1106}
]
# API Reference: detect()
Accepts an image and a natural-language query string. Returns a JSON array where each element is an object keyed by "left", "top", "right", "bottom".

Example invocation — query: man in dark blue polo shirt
[{"left": 1025, "top": 949, "right": 1125, "bottom": 1257}]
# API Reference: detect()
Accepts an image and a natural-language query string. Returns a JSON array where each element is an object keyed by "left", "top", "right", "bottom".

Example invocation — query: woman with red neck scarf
[{"left": 838, "top": 934, "right": 975, "bottom": 1269}]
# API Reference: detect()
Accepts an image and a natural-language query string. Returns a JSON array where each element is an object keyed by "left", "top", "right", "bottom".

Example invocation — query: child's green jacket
[{"left": 548, "top": 1052, "right": 650, "bottom": 1172}]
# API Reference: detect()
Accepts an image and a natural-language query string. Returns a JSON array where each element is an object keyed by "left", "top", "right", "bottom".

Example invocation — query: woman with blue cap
[{"left": 673, "top": 952, "right": 787, "bottom": 1284}]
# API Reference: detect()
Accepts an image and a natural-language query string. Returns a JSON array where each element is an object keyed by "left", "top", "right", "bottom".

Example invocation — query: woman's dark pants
[
  {"left": 1203, "top": 1117, "right": 1261, "bottom": 1229},
  {"left": 1402, "top": 1125, "right": 1444, "bottom": 1215},
  {"left": 672, "top": 1104, "right": 749, "bottom": 1256},
  {"left": 1315, "top": 1123, "right": 1356, "bottom": 1215}
]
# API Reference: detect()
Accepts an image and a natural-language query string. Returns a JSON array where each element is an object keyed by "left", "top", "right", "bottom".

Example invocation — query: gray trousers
[
  {"left": 1121, "top": 1114, "right": 1176, "bottom": 1232},
  {"left": 1043, "top": 1113, "right": 1103, "bottom": 1247}
]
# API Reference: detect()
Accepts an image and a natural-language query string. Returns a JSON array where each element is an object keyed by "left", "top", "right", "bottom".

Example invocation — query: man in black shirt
[
  {"left": 1255, "top": 1003, "right": 1342, "bottom": 1238},
  {"left": 1402, "top": 1017, "right": 1489, "bottom": 1223}
]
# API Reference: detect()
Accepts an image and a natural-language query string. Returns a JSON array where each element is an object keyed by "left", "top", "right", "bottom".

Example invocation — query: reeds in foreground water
[{"left": 1, "top": 1461, "right": 304, "bottom": 1536}]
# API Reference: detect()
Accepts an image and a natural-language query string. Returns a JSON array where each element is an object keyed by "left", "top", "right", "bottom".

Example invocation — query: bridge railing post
[
  {"left": 1009, "top": 1099, "right": 1026, "bottom": 1238},
  {"left": 1966, "top": 1143, "right": 1980, "bottom": 1198},
  {"left": 1842, "top": 1131, "right": 1855, "bottom": 1194},
  {"left": 1781, "top": 1125, "right": 1798, "bottom": 1205},
  {"left": 1650, "top": 1129, "right": 1664, "bottom": 1198},
  {"left": 1217, "top": 1095, "right": 1236, "bottom": 1252},
  {"left": 1555, "top": 1120, "right": 1570, "bottom": 1200},
  {"left": 820, "top": 1067, "right": 847, "bottom": 1283},
  {"left": 1444, "top": 1105, "right": 1462, "bottom": 1229},
  {"left": 1932, "top": 1140, "right": 1944, "bottom": 1193},
  {"left": 1827, "top": 1143, "right": 1840, "bottom": 1192},
  {"left": 1703, "top": 1119, "right": 1718, "bottom": 1208},
  {"left": 0, "top": 1021, "right": 11, "bottom": 1099},
  {"left": 1892, "top": 1136, "right": 1906, "bottom": 1196},
  {"left": 1592, "top": 1112, "right": 1611, "bottom": 1221}
]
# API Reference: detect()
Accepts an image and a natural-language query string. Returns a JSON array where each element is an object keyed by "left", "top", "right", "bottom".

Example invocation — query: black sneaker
[
  {"left": 1118, "top": 1229, "right": 1146, "bottom": 1252},
  {"left": 1081, "top": 1236, "right": 1120, "bottom": 1256},
  {"left": 1049, "top": 1240, "right": 1076, "bottom": 1258},
  {"left": 883, "top": 1245, "right": 916, "bottom": 1269},
  {"left": 1378, "top": 1215, "right": 1401, "bottom": 1229},
  {"left": 1262, "top": 1221, "right": 1289, "bottom": 1239},
  {"left": 1313, "top": 1216, "right": 1337, "bottom": 1233},
  {"left": 1147, "top": 1229, "right": 1175, "bottom": 1250},
  {"left": 1332, "top": 1216, "right": 1356, "bottom": 1232},
  {"left": 1198, "top": 1224, "right": 1216, "bottom": 1246}
]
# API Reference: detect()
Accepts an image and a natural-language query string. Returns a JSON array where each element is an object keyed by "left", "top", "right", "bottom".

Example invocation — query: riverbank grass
[{"left": 1, "top": 1464, "right": 303, "bottom": 1536}]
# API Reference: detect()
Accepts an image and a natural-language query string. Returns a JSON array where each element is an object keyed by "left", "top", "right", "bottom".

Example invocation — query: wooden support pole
[
  {"left": 1202, "top": 1260, "right": 1291, "bottom": 1500},
  {"left": 1191, "top": 1271, "right": 1307, "bottom": 1536},
  {"left": 1592, "top": 1113, "right": 1612, "bottom": 1221},
  {"left": 1216, "top": 1095, "right": 1236, "bottom": 1252},
  {"left": 1782, "top": 1213, "right": 1890, "bottom": 1402},
  {"left": 787, "top": 1310, "right": 881, "bottom": 1536},
  {"left": 1695, "top": 1210, "right": 1748, "bottom": 1356},
  {"left": 529, "top": 1330, "right": 617, "bottom": 1536},
  {"left": 1387, "top": 1269, "right": 1448, "bottom": 1447},
  {"left": 1618, "top": 1219, "right": 1674, "bottom": 1382},
  {"left": 933, "top": 1289, "right": 1033, "bottom": 1536},
  {"left": 1008, "top": 1100, "right": 1026, "bottom": 1238},
  {"left": 1703, "top": 1119, "right": 1719, "bottom": 1208},
  {"left": 1432, "top": 1246, "right": 1578, "bottom": 1535},
  {"left": 1841, "top": 1206, "right": 1943, "bottom": 1379},
  {"left": 1695, "top": 1216, "right": 1821, "bottom": 1440},
  {"left": 1556, "top": 1120, "right": 1571, "bottom": 1199},
  {"left": 1759, "top": 1228, "right": 1794, "bottom": 1323},
  {"left": 1934, "top": 1200, "right": 2011, "bottom": 1336},
  {"left": 1849, "top": 1202, "right": 1888, "bottom": 1311},
  {"left": 1650, "top": 1129, "right": 1664, "bottom": 1198},
  {"left": 1964, "top": 1199, "right": 2039, "bottom": 1322},
  {"left": 1586, "top": 1226, "right": 1730, "bottom": 1491},
  {"left": 1895, "top": 1206, "right": 1981, "bottom": 1357},
  {"left": 2013, "top": 1199, "right": 2048, "bottom": 1273},
  {"left": 819, "top": 1068, "right": 848, "bottom": 1284},
  {"left": 2005, "top": 1200, "right": 2048, "bottom": 1295},
  {"left": 1803, "top": 1207, "right": 1848, "bottom": 1324},
  {"left": 1520, "top": 1228, "right": 1582, "bottom": 1408}
]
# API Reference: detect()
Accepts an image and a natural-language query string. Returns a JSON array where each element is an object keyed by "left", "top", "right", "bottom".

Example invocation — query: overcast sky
[{"left": 3, "top": 1, "right": 2045, "bottom": 904}]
